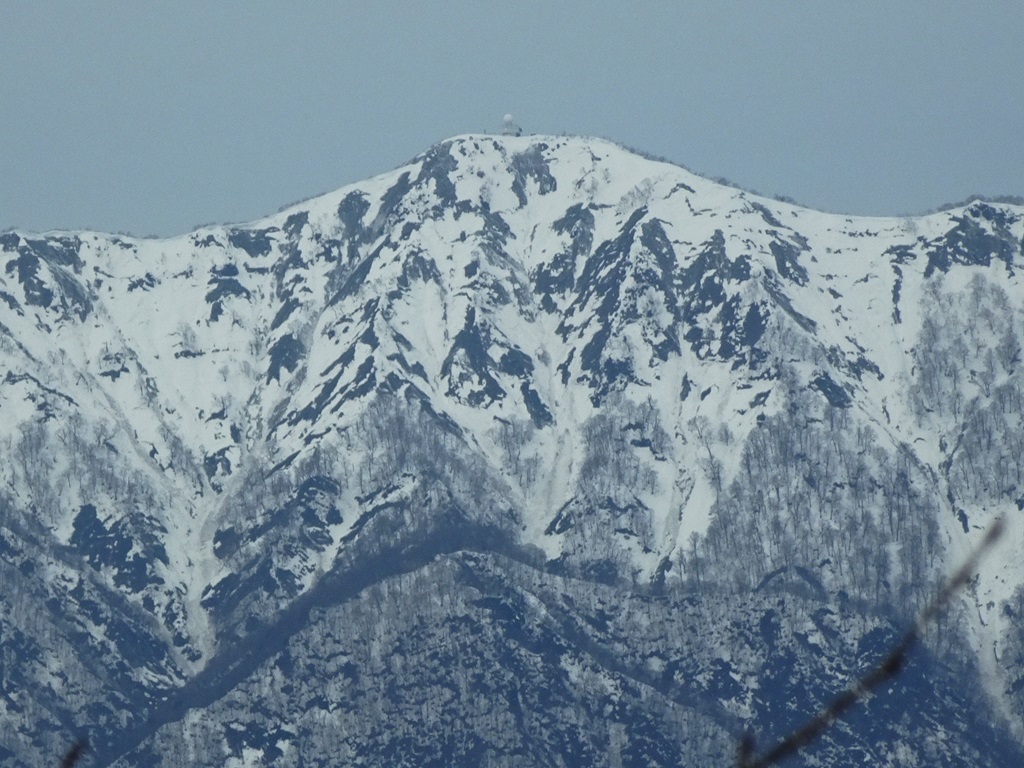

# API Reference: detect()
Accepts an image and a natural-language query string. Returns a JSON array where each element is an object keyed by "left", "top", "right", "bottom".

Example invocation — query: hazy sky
[{"left": 2, "top": 1, "right": 1022, "bottom": 236}]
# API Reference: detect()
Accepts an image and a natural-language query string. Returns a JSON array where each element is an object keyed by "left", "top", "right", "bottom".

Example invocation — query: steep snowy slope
[{"left": 1, "top": 135, "right": 1023, "bottom": 766}]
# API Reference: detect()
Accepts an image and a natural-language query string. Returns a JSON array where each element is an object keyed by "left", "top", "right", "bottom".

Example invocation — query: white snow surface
[{"left": 1, "top": 134, "right": 1023, "bottom": 707}]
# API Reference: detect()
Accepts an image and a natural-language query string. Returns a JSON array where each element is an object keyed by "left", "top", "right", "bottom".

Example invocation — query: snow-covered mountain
[{"left": 2, "top": 135, "right": 1024, "bottom": 766}]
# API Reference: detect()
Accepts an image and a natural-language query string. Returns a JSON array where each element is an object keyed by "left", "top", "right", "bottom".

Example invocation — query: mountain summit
[{"left": 1, "top": 135, "right": 1023, "bottom": 766}]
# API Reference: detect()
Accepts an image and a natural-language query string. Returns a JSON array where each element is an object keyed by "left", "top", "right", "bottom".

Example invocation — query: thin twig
[
  {"left": 59, "top": 738, "right": 88, "bottom": 768},
  {"left": 738, "top": 518, "right": 1005, "bottom": 768}
]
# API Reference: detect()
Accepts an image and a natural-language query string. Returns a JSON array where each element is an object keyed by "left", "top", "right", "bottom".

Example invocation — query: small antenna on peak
[{"left": 501, "top": 113, "right": 522, "bottom": 137}]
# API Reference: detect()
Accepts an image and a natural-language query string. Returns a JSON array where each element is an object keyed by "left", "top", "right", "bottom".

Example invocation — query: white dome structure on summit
[{"left": 500, "top": 113, "right": 522, "bottom": 136}]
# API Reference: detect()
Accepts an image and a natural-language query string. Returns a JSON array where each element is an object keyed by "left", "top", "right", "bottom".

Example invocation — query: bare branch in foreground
[
  {"left": 738, "top": 518, "right": 1005, "bottom": 768},
  {"left": 59, "top": 738, "right": 88, "bottom": 768}
]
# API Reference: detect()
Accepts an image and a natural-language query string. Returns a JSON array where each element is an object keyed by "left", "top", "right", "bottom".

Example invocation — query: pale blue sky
[{"left": 2, "top": 1, "right": 1022, "bottom": 235}]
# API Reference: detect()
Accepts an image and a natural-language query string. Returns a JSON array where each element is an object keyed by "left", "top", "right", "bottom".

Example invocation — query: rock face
[{"left": 1, "top": 135, "right": 1024, "bottom": 766}]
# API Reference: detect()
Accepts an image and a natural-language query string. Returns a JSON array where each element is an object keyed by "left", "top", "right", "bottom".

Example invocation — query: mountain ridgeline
[{"left": 1, "top": 135, "right": 1023, "bottom": 766}]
